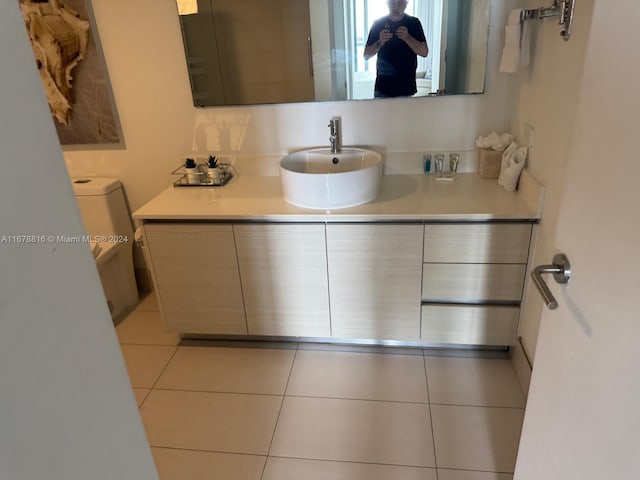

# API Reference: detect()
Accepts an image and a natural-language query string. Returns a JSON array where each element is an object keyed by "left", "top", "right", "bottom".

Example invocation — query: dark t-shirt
[{"left": 366, "top": 14, "right": 426, "bottom": 97}]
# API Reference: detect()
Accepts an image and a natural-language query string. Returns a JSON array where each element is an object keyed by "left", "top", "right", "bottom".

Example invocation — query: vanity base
[{"left": 179, "top": 333, "right": 512, "bottom": 353}]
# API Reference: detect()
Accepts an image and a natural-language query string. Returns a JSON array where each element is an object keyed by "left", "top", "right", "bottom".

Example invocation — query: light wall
[
  {"left": 510, "top": 0, "right": 595, "bottom": 362},
  {"left": 64, "top": 0, "right": 518, "bottom": 213}
]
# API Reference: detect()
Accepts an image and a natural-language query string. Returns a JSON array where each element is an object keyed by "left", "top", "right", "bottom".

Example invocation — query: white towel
[
  {"left": 520, "top": 17, "right": 531, "bottom": 67},
  {"left": 498, "top": 142, "right": 528, "bottom": 192},
  {"left": 499, "top": 9, "right": 525, "bottom": 73}
]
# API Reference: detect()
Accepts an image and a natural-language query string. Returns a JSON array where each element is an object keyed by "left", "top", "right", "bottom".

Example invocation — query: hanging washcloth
[
  {"left": 498, "top": 142, "right": 528, "bottom": 191},
  {"left": 520, "top": 17, "right": 531, "bottom": 66},
  {"left": 499, "top": 9, "right": 524, "bottom": 73}
]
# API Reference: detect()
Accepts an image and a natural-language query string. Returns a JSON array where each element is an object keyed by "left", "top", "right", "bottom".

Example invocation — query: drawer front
[
  {"left": 422, "top": 263, "right": 526, "bottom": 302},
  {"left": 421, "top": 304, "right": 519, "bottom": 345},
  {"left": 424, "top": 223, "right": 532, "bottom": 263}
]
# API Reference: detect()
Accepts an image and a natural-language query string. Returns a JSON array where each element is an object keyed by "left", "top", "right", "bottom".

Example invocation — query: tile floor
[{"left": 117, "top": 292, "right": 525, "bottom": 480}]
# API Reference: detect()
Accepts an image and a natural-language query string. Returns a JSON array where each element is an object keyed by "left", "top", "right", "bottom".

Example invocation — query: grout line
[
  {"left": 140, "top": 386, "right": 525, "bottom": 410},
  {"left": 430, "top": 402, "right": 525, "bottom": 410},
  {"left": 135, "top": 388, "right": 152, "bottom": 410},
  {"left": 282, "top": 393, "right": 429, "bottom": 406},
  {"left": 266, "top": 454, "right": 438, "bottom": 470},
  {"left": 259, "top": 343, "right": 299, "bottom": 480},
  {"left": 423, "top": 355, "right": 439, "bottom": 478},
  {"left": 437, "top": 466, "right": 516, "bottom": 475},
  {"left": 149, "top": 387, "right": 284, "bottom": 397},
  {"left": 149, "top": 445, "right": 266, "bottom": 459},
  {"left": 144, "top": 345, "right": 180, "bottom": 398}
]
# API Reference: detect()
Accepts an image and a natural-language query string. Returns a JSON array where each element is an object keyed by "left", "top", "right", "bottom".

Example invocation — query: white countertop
[{"left": 133, "top": 173, "right": 541, "bottom": 222}]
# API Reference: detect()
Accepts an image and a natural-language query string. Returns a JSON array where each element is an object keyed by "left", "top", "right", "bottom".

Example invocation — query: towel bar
[{"left": 521, "top": 0, "right": 575, "bottom": 41}]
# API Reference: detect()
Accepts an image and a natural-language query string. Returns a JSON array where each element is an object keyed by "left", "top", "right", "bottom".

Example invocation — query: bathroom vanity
[{"left": 134, "top": 172, "right": 543, "bottom": 348}]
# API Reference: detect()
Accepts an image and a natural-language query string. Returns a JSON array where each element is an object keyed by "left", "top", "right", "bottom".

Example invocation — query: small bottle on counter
[
  {"left": 423, "top": 154, "right": 432, "bottom": 174},
  {"left": 449, "top": 153, "right": 460, "bottom": 173},
  {"left": 434, "top": 154, "right": 444, "bottom": 175}
]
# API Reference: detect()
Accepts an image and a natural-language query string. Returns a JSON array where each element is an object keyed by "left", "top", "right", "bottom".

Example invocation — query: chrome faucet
[{"left": 328, "top": 117, "right": 341, "bottom": 154}]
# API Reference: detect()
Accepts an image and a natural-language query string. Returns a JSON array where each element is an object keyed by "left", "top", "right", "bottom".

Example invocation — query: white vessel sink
[{"left": 280, "top": 148, "right": 383, "bottom": 209}]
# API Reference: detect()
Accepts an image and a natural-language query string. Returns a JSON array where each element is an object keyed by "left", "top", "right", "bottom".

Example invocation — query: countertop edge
[
  {"left": 134, "top": 213, "right": 540, "bottom": 222},
  {"left": 132, "top": 173, "right": 542, "bottom": 222}
]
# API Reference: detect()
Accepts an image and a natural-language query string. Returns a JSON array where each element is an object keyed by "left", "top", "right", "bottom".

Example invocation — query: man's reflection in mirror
[{"left": 364, "top": 0, "right": 428, "bottom": 98}]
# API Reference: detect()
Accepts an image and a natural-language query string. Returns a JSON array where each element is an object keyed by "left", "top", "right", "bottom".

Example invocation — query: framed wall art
[{"left": 19, "top": 0, "right": 123, "bottom": 147}]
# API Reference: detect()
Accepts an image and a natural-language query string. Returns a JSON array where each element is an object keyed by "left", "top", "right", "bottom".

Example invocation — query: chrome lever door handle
[{"left": 531, "top": 253, "right": 571, "bottom": 310}]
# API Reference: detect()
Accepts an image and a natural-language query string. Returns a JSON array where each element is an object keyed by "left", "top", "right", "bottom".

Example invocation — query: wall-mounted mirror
[{"left": 177, "top": 0, "right": 490, "bottom": 106}]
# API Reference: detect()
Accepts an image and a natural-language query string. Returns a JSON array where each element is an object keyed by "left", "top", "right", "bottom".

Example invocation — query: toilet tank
[{"left": 71, "top": 178, "right": 134, "bottom": 240}]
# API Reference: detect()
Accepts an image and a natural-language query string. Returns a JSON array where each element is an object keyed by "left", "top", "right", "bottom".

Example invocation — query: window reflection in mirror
[{"left": 177, "top": 0, "right": 490, "bottom": 106}]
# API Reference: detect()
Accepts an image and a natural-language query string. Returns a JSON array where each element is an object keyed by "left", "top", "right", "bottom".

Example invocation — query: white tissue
[
  {"left": 498, "top": 142, "right": 528, "bottom": 192},
  {"left": 475, "top": 131, "right": 514, "bottom": 151},
  {"left": 499, "top": 9, "right": 524, "bottom": 73}
]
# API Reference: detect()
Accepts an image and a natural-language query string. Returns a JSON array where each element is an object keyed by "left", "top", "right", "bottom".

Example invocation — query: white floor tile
[
  {"left": 270, "top": 396, "right": 435, "bottom": 467},
  {"left": 151, "top": 447, "right": 265, "bottom": 480},
  {"left": 263, "top": 457, "right": 437, "bottom": 480},
  {"left": 119, "top": 344, "right": 176, "bottom": 388},
  {"left": 437, "top": 469, "right": 513, "bottom": 480},
  {"left": 431, "top": 404, "right": 523, "bottom": 473},
  {"left": 425, "top": 357, "right": 525, "bottom": 408},
  {"left": 136, "top": 291, "right": 159, "bottom": 311},
  {"left": 140, "top": 390, "right": 282, "bottom": 455},
  {"left": 286, "top": 350, "right": 428, "bottom": 402},
  {"left": 116, "top": 310, "right": 180, "bottom": 346},
  {"left": 156, "top": 346, "right": 295, "bottom": 395},
  {"left": 132, "top": 388, "right": 150, "bottom": 407}
]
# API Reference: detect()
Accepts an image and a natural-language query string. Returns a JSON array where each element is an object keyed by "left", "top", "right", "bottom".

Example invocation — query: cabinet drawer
[
  {"left": 421, "top": 304, "right": 519, "bottom": 345},
  {"left": 424, "top": 223, "right": 532, "bottom": 263},
  {"left": 422, "top": 263, "right": 526, "bottom": 302}
]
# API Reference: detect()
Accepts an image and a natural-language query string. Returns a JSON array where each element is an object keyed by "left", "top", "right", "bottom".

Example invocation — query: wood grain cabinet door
[
  {"left": 326, "top": 224, "right": 424, "bottom": 341},
  {"left": 144, "top": 223, "right": 247, "bottom": 334},
  {"left": 234, "top": 224, "right": 330, "bottom": 337}
]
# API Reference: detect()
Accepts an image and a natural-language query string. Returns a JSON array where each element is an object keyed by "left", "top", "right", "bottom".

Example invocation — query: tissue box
[{"left": 478, "top": 149, "right": 503, "bottom": 179}]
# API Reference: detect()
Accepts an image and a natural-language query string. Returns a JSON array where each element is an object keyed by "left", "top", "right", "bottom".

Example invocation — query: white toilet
[{"left": 72, "top": 177, "right": 139, "bottom": 320}]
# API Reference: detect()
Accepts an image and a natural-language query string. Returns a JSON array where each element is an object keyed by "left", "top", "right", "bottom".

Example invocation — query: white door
[
  {"left": 0, "top": 2, "right": 157, "bottom": 478},
  {"left": 515, "top": 2, "right": 640, "bottom": 479}
]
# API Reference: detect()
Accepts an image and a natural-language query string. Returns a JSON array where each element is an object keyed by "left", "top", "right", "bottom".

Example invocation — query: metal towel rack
[{"left": 521, "top": 0, "right": 576, "bottom": 41}]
